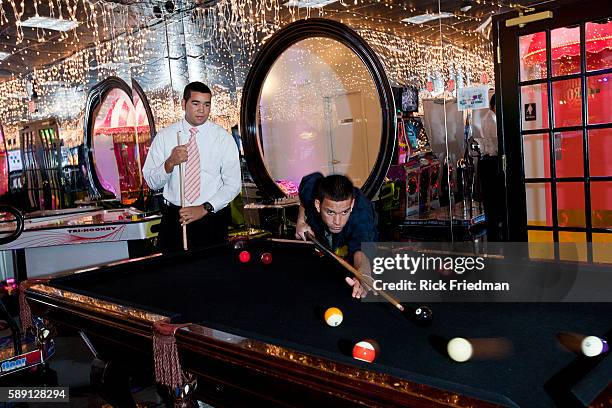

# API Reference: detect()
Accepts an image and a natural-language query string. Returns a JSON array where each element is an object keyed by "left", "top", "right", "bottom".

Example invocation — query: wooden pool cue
[
  {"left": 305, "top": 232, "right": 404, "bottom": 312},
  {"left": 177, "top": 131, "right": 188, "bottom": 251}
]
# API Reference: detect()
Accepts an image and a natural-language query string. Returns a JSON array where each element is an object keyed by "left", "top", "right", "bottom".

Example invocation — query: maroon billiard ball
[
  {"left": 314, "top": 248, "right": 324, "bottom": 258},
  {"left": 238, "top": 250, "right": 251, "bottom": 263},
  {"left": 260, "top": 252, "right": 272, "bottom": 265}
]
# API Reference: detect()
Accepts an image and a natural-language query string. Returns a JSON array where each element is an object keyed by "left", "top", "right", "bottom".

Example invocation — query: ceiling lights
[
  {"left": 284, "top": 0, "right": 337, "bottom": 8},
  {"left": 401, "top": 12, "right": 455, "bottom": 25},
  {"left": 21, "top": 16, "right": 80, "bottom": 32},
  {"left": 460, "top": 0, "right": 473, "bottom": 13}
]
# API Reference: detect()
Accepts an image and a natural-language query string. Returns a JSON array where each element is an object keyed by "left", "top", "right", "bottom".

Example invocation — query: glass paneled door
[{"left": 494, "top": 1, "right": 611, "bottom": 263}]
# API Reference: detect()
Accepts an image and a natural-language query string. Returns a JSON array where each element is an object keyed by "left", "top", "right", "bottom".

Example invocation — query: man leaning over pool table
[{"left": 295, "top": 172, "right": 378, "bottom": 299}]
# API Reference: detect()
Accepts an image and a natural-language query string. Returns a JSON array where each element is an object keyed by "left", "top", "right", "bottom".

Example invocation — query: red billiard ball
[
  {"left": 352, "top": 340, "right": 379, "bottom": 363},
  {"left": 314, "top": 248, "right": 324, "bottom": 258},
  {"left": 238, "top": 250, "right": 251, "bottom": 263},
  {"left": 260, "top": 252, "right": 272, "bottom": 265}
]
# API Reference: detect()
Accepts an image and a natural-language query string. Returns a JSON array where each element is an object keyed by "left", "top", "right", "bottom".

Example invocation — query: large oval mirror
[
  {"left": 258, "top": 37, "right": 382, "bottom": 190},
  {"left": 83, "top": 76, "right": 156, "bottom": 206},
  {"left": 241, "top": 19, "right": 395, "bottom": 199}
]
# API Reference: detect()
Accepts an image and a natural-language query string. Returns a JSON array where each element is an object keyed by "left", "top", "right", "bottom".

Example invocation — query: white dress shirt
[
  {"left": 143, "top": 119, "right": 241, "bottom": 211},
  {"left": 476, "top": 109, "right": 499, "bottom": 156}
]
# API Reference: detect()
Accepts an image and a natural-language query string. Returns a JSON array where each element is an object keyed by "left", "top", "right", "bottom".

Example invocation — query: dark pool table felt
[{"left": 49, "top": 242, "right": 612, "bottom": 408}]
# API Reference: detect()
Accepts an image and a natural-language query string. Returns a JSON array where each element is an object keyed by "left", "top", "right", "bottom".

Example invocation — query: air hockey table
[{"left": 0, "top": 207, "right": 161, "bottom": 279}]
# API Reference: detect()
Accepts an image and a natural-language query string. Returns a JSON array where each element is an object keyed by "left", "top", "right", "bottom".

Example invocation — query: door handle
[{"left": 332, "top": 160, "right": 341, "bottom": 164}]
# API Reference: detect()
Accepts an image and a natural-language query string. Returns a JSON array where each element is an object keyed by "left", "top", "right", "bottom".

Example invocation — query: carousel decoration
[{"left": 83, "top": 76, "right": 155, "bottom": 206}]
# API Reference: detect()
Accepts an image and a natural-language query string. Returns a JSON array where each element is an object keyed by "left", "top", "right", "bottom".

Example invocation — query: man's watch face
[{"left": 204, "top": 203, "right": 214, "bottom": 213}]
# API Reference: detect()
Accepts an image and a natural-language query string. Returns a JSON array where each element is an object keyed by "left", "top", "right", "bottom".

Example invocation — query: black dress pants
[{"left": 159, "top": 202, "right": 229, "bottom": 253}]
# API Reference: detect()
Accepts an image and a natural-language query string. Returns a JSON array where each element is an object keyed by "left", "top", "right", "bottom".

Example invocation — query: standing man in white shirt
[
  {"left": 475, "top": 93, "right": 504, "bottom": 241},
  {"left": 143, "top": 82, "right": 241, "bottom": 252}
]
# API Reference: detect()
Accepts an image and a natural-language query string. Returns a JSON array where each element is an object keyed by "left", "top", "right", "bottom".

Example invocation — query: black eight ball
[{"left": 413, "top": 306, "right": 433, "bottom": 324}]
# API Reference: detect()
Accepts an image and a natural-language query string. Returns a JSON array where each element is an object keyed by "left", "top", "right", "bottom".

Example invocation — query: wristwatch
[{"left": 203, "top": 202, "right": 215, "bottom": 214}]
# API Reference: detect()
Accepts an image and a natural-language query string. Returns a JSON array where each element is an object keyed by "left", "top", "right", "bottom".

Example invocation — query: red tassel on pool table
[
  {"left": 153, "top": 321, "right": 190, "bottom": 389},
  {"left": 19, "top": 287, "right": 33, "bottom": 333}
]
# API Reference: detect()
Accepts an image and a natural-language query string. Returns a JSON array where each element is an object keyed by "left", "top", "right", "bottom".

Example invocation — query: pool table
[{"left": 23, "top": 239, "right": 611, "bottom": 407}]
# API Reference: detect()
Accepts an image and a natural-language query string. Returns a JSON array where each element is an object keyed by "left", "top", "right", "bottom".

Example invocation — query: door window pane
[
  {"left": 523, "top": 133, "right": 550, "bottom": 179},
  {"left": 526, "top": 182, "right": 552, "bottom": 226},
  {"left": 520, "top": 33, "right": 548, "bottom": 81},
  {"left": 528, "top": 230, "right": 554, "bottom": 261},
  {"left": 552, "top": 79, "right": 582, "bottom": 128},
  {"left": 593, "top": 233, "right": 612, "bottom": 264},
  {"left": 521, "top": 84, "right": 549, "bottom": 130},
  {"left": 588, "top": 128, "right": 612, "bottom": 176},
  {"left": 557, "top": 182, "right": 585, "bottom": 227},
  {"left": 554, "top": 131, "right": 583, "bottom": 178},
  {"left": 559, "top": 232, "right": 587, "bottom": 262},
  {"left": 591, "top": 181, "right": 612, "bottom": 228},
  {"left": 586, "top": 20, "right": 612, "bottom": 71},
  {"left": 587, "top": 74, "right": 612, "bottom": 125},
  {"left": 551, "top": 26, "right": 581, "bottom": 77}
]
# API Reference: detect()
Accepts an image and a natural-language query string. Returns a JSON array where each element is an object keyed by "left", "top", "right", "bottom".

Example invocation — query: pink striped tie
[{"left": 184, "top": 127, "right": 201, "bottom": 203}]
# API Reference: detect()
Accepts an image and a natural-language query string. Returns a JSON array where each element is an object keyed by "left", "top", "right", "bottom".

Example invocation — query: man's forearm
[
  {"left": 353, "top": 250, "right": 372, "bottom": 276},
  {"left": 297, "top": 204, "right": 306, "bottom": 225}
]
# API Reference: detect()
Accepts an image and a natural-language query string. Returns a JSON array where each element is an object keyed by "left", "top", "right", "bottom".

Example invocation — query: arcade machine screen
[
  {"left": 7, "top": 150, "right": 22, "bottom": 172},
  {"left": 7, "top": 150, "right": 23, "bottom": 194},
  {"left": 401, "top": 86, "right": 419, "bottom": 114},
  {"left": 405, "top": 121, "right": 420, "bottom": 150}
]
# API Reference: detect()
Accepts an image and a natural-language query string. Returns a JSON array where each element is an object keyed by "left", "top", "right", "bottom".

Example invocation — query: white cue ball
[
  {"left": 581, "top": 336, "right": 608, "bottom": 357},
  {"left": 447, "top": 337, "right": 473, "bottom": 363}
]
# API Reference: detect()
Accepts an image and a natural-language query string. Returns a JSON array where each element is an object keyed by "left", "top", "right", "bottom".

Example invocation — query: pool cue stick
[
  {"left": 305, "top": 232, "right": 404, "bottom": 312},
  {"left": 177, "top": 131, "right": 188, "bottom": 251}
]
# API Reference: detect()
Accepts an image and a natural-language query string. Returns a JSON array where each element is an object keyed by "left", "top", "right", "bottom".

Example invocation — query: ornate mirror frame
[{"left": 240, "top": 18, "right": 396, "bottom": 199}]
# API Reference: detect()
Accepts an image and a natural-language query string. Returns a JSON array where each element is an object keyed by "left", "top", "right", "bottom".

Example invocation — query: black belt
[{"left": 163, "top": 200, "right": 201, "bottom": 208}]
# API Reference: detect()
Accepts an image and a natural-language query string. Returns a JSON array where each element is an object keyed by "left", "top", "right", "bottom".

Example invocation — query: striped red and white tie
[{"left": 184, "top": 127, "right": 201, "bottom": 203}]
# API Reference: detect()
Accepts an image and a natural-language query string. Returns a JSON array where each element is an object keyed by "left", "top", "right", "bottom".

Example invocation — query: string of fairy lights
[
  {"left": 358, "top": 29, "right": 494, "bottom": 89},
  {"left": 0, "top": 0, "right": 521, "bottom": 147}
]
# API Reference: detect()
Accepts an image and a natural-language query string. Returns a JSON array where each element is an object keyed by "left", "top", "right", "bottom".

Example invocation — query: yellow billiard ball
[{"left": 324, "top": 307, "right": 343, "bottom": 327}]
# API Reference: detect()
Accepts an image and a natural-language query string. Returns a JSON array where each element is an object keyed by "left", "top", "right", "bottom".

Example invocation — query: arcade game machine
[
  {"left": 0, "top": 206, "right": 161, "bottom": 279},
  {"left": 0, "top": 126, "right": 27, "bottom": 209},
  {"left": 59, "top": 136, "right": 88, "bottom": 207},
  {"left": 0, "top": 206, "right": 56, "bottom": 386},
  {"left": 7, "top": 150, "right": 24, "bottom": 197},
  {"left": 0, "top": 79, "right": 161, "bottom": 281},
  {"left": 381, "top": 87, "right": 485, "bottom": 241},
  {"left": 382, "top": 86, "right": 441, "bottom": 224},
  {"left": 20, "top": 119, "right": 63, "bottom": 212}
]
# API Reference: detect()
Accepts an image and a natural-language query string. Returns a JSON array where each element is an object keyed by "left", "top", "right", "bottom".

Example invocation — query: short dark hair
[
  {"left": 489, "top": 93, "right": 496, "bottom": 110},
  {"left": 183, "top": 82, "right": 212, "bottom": 102},
  {"left": 315, "top": 174, "right": 355, "bottom": 202}
]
